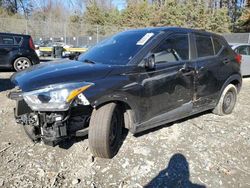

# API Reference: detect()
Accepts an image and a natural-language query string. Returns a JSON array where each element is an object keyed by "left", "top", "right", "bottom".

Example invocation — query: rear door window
[
  {"left": 0, "top": 36, "right": 14, "bottom": 45},
  {"left": 153, "top": 33, "right": 189, "bottom": 64},
  {"left": 235, "top": 45, "right": 250, "bottom": 55},
  {"left": 195, "top": 35, "right": 214, "bottom": 58}
]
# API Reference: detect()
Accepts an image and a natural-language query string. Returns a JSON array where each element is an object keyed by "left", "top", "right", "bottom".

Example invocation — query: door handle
[
  {"left": 3, "top": 48, "right": 11, "bottom": 52},
  {"left": 223, "top": 58, "right": 230, "bottom": 64},
  {"left": 179, "top": 67, "right": 194, "bottom": 76}
]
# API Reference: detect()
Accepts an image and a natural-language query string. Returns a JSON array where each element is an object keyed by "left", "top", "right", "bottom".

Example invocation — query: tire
[
  {"left": 88, "top": 103, "right": 123, "bottom": 158},
  {"left": 13, "top": 57, "right": 31, "bottom": 71},
  {"left": 212, "top": 84, "right": 237, "bottom": 116}
]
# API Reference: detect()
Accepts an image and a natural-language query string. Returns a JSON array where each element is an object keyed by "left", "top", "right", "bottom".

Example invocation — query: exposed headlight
[{"left": 23, "top": 82, "right": 93, "bottom": 111}]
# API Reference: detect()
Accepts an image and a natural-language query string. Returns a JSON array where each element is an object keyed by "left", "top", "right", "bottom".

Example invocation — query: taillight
[
  {"left": 235, "top": 54, "right": 242, "bottom": 64},
  {"left": 29, "top": 37, "right": 35, "bottom": 50}
]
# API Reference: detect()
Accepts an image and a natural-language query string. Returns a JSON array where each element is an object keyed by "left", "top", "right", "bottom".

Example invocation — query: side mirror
[{"left": 144, "top": 55, "right": 155, "bottom": 70}]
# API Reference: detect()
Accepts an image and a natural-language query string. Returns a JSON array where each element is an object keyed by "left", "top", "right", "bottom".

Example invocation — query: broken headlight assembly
[{"left": 23, "top": 82, "right": 93, "bottom": 111}]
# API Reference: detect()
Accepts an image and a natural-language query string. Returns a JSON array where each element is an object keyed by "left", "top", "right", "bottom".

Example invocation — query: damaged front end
[{"left": 8, "top": 82, "right": 94, "bottom": 146}]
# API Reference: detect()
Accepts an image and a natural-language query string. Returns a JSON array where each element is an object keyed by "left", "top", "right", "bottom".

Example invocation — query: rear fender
[
  {"left": 220, "top": 74, "right": 242, "bottom": 94},
  {"left": 216, "top": 74, "right": 242, "bottom": 106}
]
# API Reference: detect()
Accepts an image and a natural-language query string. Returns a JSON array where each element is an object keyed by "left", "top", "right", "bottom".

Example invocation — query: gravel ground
[{"left": 0, "top": 71, "right": 249, "bottom": 188}]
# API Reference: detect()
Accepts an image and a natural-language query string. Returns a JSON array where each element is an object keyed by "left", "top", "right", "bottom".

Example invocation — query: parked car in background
[
  {"left": 0, "top": 33, "right": 39, "bottom": 71},
  {"left": 38, "top": 40, "right": 73, "bottom": 57},
  {"left": 35, "top": 40, "right": 53, "bottom": 57},
  {"left": 230, "top": 43, "right": 250, "bottom": 76},
  {"left": 34, "top": 44, "right": 41, "bottom": 57},
  {"left": 9, "top": 27, "right": 242, "bottom": 158}
]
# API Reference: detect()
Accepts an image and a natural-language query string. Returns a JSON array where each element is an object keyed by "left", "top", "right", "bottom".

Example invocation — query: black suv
[
  {"left": 0, "top": 33, "right": 39, "bottom": 71},
  {"left": 9, "top": 27, "right": 242, "bottom": 158}
]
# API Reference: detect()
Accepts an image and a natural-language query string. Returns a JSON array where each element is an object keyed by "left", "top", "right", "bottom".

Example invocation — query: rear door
[
  {"left": 194, "top": 34, "right": 233, "bottom": 109},
  {"left": 0, "top": 35, "right": 19, "bottom": 68},
  {"left": 234, "top": 45, "right": 250, "bottom": 76}
]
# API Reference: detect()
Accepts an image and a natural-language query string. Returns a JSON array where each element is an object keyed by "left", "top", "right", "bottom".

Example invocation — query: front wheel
[
  {"left": 213, "top": 84, "right": 237, "bottom": 116},
  {"left": 88, "top": 103, "right": 123, "bottom": 158}
]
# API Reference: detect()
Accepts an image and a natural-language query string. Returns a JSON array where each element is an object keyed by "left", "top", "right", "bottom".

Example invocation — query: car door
[
  {"left": 0, "top": 35, "right": 18, "bottom": 68},
  {"left": 234, "top": 45, "right": 250, "bottom": 76},
  {"left": 194, "top": 34, "right": 232, "bottom": 109},
  {"left": 139, "top": 33, "right": 195, "bottom": 125}
]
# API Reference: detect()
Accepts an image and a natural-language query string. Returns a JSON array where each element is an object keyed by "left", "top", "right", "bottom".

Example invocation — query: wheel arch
[
  {"left": 91, "top": 96, "right": 139, "bottom": 133},
  {"left": 216, "top": 74, "right": 242, "bottom": 106},
  {"left": 221, "top": 74, "right": 242, "bottom": 94}
]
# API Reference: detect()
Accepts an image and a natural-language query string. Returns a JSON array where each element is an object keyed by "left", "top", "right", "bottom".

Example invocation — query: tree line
[
  {"left": 81, "top": 0, "right": 250, "bottom": 33},
  {"left": 0, "top": 0, "right": 250, "bottom": 33}
]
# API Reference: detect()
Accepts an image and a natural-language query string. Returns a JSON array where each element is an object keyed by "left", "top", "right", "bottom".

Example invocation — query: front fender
[
  {"left": 83, "top": 79, "right": 142, "bottom": 132},
  {"left": 89, "top": 92, "right": 139, "bottom": 131}
]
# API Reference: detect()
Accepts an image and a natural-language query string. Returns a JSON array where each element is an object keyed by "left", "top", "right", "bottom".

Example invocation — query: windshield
[{"left": 78, "top": 31, "right": 157, "bottom": 65}]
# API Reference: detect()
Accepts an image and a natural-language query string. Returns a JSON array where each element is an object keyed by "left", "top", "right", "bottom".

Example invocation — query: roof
[
  {"left": 0, "top": 32, "right": 30, "bottom": 37},
  {"left": 122, "top": 26, "right": 221, "bottom": 37}
]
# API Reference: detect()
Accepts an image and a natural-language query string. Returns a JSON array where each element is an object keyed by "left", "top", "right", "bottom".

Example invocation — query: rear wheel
[
  {"left": 13, "top": 57, "right": 31, "bottom": 71},
  {"left": 213, "top": 84, "right": 237, "bottom": 116},
  {"left": 88, "top": 103, "right": 123, "bottom": 158}
]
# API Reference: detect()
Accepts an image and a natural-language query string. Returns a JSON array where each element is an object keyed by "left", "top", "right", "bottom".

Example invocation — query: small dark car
[
  {"left": 9, "top": 27, "right": 242, "bottom": 158},
  {"left": 0, "top": 32, "right": 39, "bottom": 71}
]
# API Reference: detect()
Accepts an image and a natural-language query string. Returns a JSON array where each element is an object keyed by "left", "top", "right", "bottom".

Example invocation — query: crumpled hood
[{"left": 11, "top": 59, "right": 113, "bottom": 92}]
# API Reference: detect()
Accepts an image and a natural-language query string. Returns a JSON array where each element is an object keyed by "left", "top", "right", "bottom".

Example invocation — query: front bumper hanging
[{"left": 8, "top": 90, "right": 90, "bottom": 146}]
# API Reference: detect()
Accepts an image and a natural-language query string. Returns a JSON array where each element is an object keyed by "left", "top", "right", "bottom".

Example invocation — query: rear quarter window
[
  {"left": 213, "top": 37, "right": 223, "bottom": 54},
  {"left": 14, "top": 36, "right": 23, "bottom": 45},
  {"left": 211, "top": 36, "right": 235, "bottom": 58},
  {"left": 220, "top": 47, "right": 234, "bottom": 57},
  {"left": 195, "top": 35, "right": 214, "bottom": 58}
]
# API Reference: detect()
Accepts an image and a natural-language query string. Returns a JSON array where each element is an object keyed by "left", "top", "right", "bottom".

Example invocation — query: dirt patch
[{"left": 0, "top": 72, "right": 249, "bottom": 188}]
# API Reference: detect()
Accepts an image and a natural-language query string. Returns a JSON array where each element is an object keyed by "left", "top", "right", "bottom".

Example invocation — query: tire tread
[{"left": 88, "top": 102, "right": 118, "bottom": 158}]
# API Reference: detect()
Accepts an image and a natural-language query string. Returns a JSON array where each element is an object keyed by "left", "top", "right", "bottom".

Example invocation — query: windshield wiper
[{"left": 83, "top": 59, "right": 96, "bottom": 64}]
